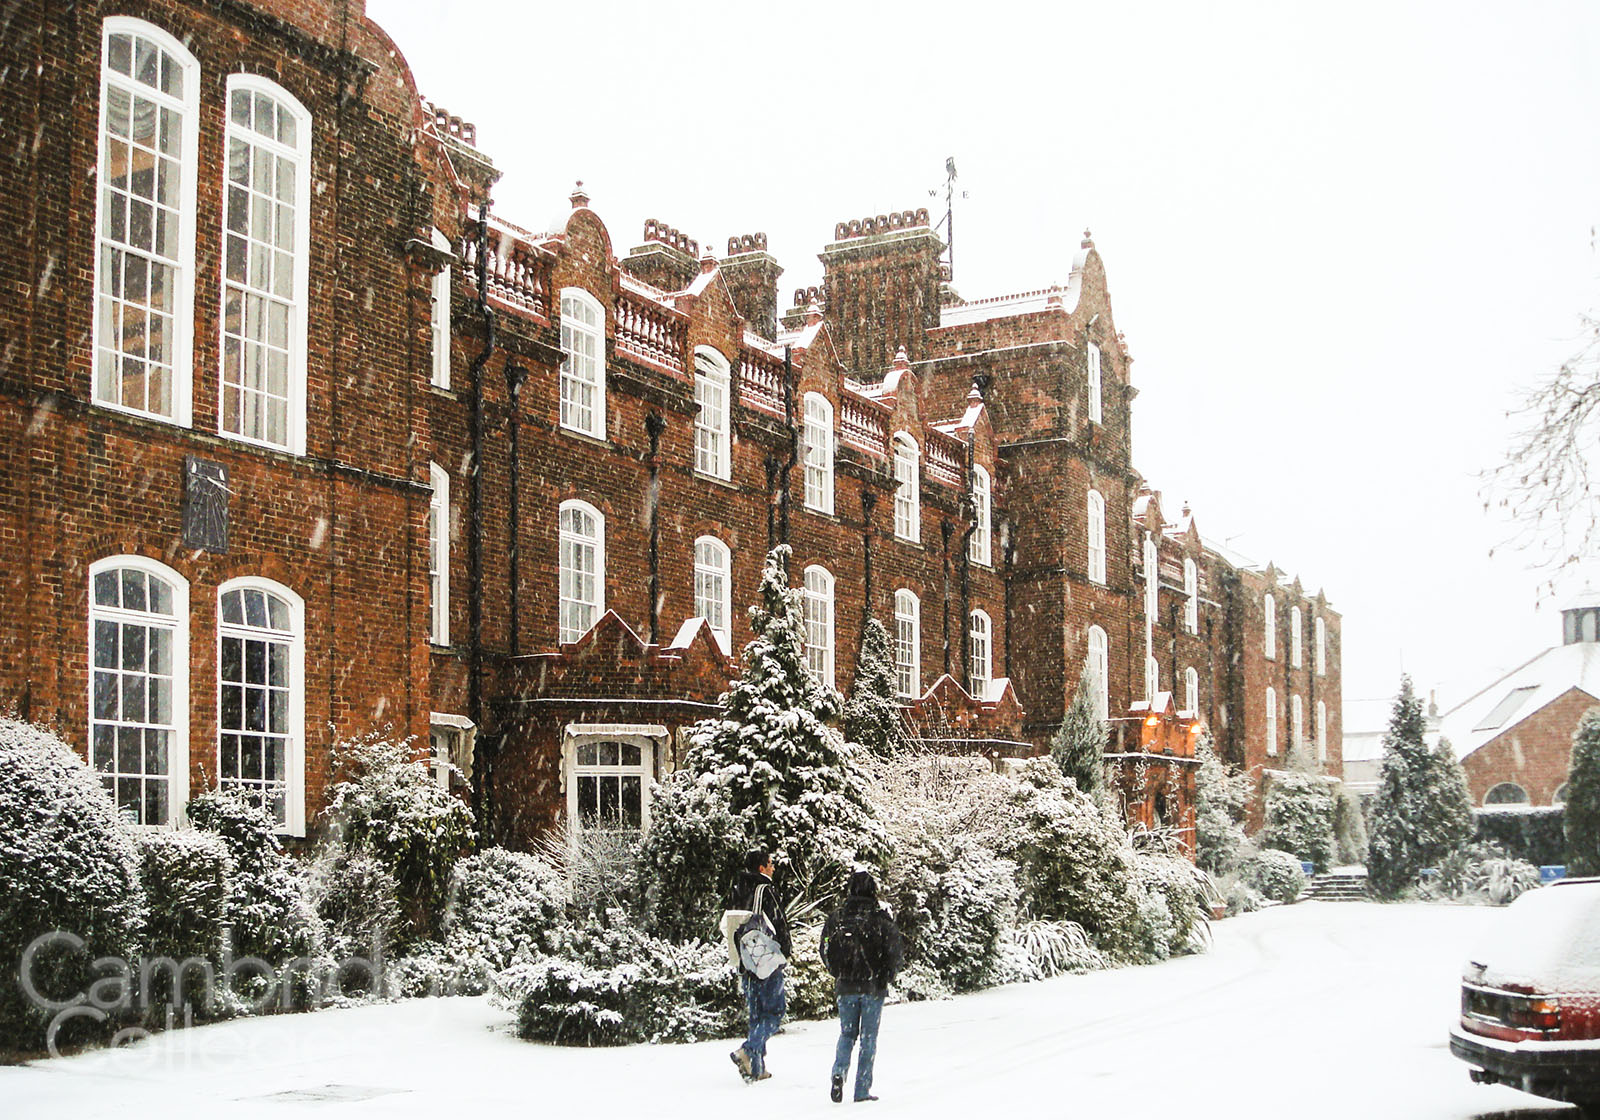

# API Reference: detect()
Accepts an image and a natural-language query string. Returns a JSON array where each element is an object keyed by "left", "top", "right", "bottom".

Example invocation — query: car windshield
[{"left": 1470, "top": 884, "right": 1600, "bottom": 990}]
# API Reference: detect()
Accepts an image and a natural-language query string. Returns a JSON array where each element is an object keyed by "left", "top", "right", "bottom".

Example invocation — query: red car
[{"left": 1451, "top": 878, "right": 1600, "bottom": 1115}]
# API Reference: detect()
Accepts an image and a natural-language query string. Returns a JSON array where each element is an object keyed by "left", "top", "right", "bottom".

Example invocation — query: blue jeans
[
  {"left": 742, "top": 968, "right": 786, "bottom": 1075},
  {"left": 833, "top": 993, "right": 884, "bottom": 1100}
]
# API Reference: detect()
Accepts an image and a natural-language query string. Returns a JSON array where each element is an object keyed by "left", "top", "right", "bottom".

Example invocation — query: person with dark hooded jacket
[
  {"left": 728, "top": 849, "right": 791, "bottom": 1083},
  {"left": 820, "top": 870, "right": 903, "bottom": 1103}
]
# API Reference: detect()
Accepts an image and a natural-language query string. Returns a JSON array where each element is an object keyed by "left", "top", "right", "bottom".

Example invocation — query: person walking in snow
[
  {"left": 729, "top": 848, "right": 791, "bottom": 1083},
  {"left": 820, "top": 870, "right": 903, "bottom": 1104}
]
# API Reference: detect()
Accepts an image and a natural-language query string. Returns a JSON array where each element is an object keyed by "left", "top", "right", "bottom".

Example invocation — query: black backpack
[{"left": 824, "top": 912, "right": 876, "bottom": 983}]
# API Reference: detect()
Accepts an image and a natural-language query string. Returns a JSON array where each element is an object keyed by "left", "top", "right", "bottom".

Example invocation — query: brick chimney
[
  {"left": 819, "top": 208, "right": 943, "bottom": 375},
  {"left": 720, "top": 233, "right": 783, "bottom": 341},
  {"left": 620, "top": 218, "right": 699, "bottom": 292}
]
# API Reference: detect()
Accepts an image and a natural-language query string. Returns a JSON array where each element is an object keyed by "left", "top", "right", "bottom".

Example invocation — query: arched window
[
  {"left": 1264, "top": 594, "right": 1277, "bottom": 660},
  {"left": 969, "top": 609, "right": 993, "bottom": 698},
  {"left": 1087, "top": 625, "right": 1109, "bottom": 723},
  {"left": 1265, "top": 687, "right": 1278, "bottom": 757},
  {"left": 1485, "top": 782, "right": 1530, "bottom": 806},
  {"left": 1315, "top": 616, "right": 1326, "bottom": 676},
  {"left": 428, "top": 463, "right": 450, "bottom": 645},
  {"left": 1087, "top": 489, "right": 1106, "bottom": 585},
  {"left": 694, "top": 347, "right": 731, "bottom": 480},
  {"left": 1144, "top": 534, "right": 1158, "bottom": 619},
  {"left": 94, "top": 19, "right": 199, "bottom": 426},
  {"left": 1316, "top": 700, "right": 1328, "bottom": 762},
  {"left": 893, "top": 433, "right": 920, "bottom": 543},
  {"left": 1145, "top": 654, "right": 1159, "bottom": 701},
  {"left": 803, "top": 393, "right": 833, "bottom": 514},
  {"left": 559, "top": 288, "right": 604, "bottom": 438},
  {"left": 220, "top": 75, "right": 310, "bottom": 453},
  {"left": 430, "top": 228, "right": 451, "bottom": 389},
  {"left": 1185, "top": 666, "right": 1199, "bottom": 715},
  {"left": 802, "top": 565, "right": 835, "bottom": 688},
  {"left": 1183, "top": 557, "right": 1198, "bottom": 634},
  {"left": 217, "top": 578, "right": 304, "bottom": 833},
  {"left": 969, "top": 464, "right": 991, "bottom": 566},
  {"left": 1291, "top": 693, "right": 1304, "bottom": 752},
  {"left": 89, "top": 556, "right": 188, "bottom": 825},
  {"left": 558, "top": 500, "right": 605, "bottom": 643},
  {"left": 1087, "top": 341, "right": 1103, "bottom": 424},
  {"left": 895, "top": 589, "right": 920, "bottom": 698},
  {"left": 1291, "top": 606, "right": 1303, "bottom": 668},
  {"left": 693, "top": 536, "right": 732, "bottom": 654}
]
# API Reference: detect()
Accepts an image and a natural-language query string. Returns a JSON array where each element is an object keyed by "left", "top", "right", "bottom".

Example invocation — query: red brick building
[{"left": 0, "top": 0, "right": 1341, "bottom": 849}]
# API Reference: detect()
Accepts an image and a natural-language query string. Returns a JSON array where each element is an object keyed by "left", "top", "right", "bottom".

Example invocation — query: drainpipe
[
  {"left": 778, "top": 345, "right": 796, "bottom": 564},
  {"left": 505, "top": 363, "right": 526, "bottom": 656},
  {"left": 467, "top": 201, "right": 494, "bottom": 839},
  {"left": 860, "top": 488, "right": 876, "bottom": 627},
  {"left": 940, "top": 519, "right": 953, "bottom": 675},
  {"left": 645, "top": 411, "right": 666, "bottom": 643}
]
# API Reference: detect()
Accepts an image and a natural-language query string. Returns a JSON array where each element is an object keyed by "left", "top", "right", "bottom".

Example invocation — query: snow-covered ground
[{"left": 1, "top": 901, "right": 1564, "bottom": 1119}]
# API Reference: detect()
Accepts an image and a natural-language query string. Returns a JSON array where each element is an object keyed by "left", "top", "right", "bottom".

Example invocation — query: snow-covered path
[{"left": 1, "top": 901, "right": 1566, "bottom": 1119}]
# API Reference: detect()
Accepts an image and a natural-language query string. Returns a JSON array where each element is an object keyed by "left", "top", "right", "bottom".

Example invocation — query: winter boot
[
  {"left": 731, "top": 1048, "right": 753, "bottom": 1082},
  {"left": 831, "top": 1074, "right": 844, "bottom": 1102}
]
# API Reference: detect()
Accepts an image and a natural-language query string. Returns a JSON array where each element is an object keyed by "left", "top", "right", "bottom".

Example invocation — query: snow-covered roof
[
  {"left": 1438, "top": 640, "right": 1600, "bottom": 761},
  {"left": 621, "top": 271, "right": 677, "bottom": 304},
  {"left": 938, "top": 284, "right": 1080, "bottom": 328}
]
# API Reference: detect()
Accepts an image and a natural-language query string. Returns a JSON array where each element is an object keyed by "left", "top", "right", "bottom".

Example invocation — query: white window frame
[
  {"left": 1264, "top": 594, "right": 1277, "bottom": 660},
  {"left": 429, "top": 462, "right": 450, "bottom": 646},
  {"left": 893, "top": 433, "right": 920, "bottom": 543},
  {"left": 1265, "top": 687, "right": 1278, "bottom": 757},
  {"left": 1145, "top": 654, "right": 1159, "bottom": 701},
  {"left": 92, "top": 18, "right": 199, "bottom": 428},
  {"left": 1183, "top": 558, "right": 1198, "bottom": 634},
  {"left": 969, "top": 609, "right": 993, "bottom": 699},
  {"left": 429, "top": 713, "right": 475, "bottom": 792},
  {"left": 694, "top": 347, "right": 731, "bottom": 480},
  {"left": 803, "top": 392, "right": 834, "bottom": 515},
  {"left": 565, "top": 734, "right": 655, "bottom": 834},
  {"left": 895, "top": 589, "right": 921, "bottom": 698},
  {"left": 1185, "top": 665, "right": 1199, "bottom": 715},
  {"left": 559, "top": 287, "right": 605, "bottom": 439},
  {"left": 969, "top": 463, "right": 992, "bottom": 566},
  {"left": 1087, "top": 489, "right": 1106, "bottom": 585},
  {"left": 1291, "top": 693, "right": 1304, "bottom": 751},
  {"left": 216, "top": 577, "right": 305, "bottom": 836},
  {"left": 430, "top": 228, "right": 451, "bottom": 389},
  {"left": 1087, "top": 340, "right": 1103, "bottom": 424},
  {"left": 1291, "top": 606, "right": 1303, "bottom": 669},
  {"left": 1315, "top": 616, "right": 1327, "bottom": 676},
  {"left": 1144, "top": 534, "right": 1158, "bottom": 619},
  {"left": 88, "top": 556, "right": 189, "bottom": 827},
  {"left": 218, "top": 73, "right": 311, "bottom": 454},
  {"left": 693, "top": 535, "right": 732, "bottom": 654},
  {"left": 1087, "top": 625, "right": 1109, "bottom": 723},
  {"left": 558, "top": 499, "right": 605, "bottom": 644},
  {"left": 1316, "top": 700, "right": 1327, "bottom": 762},
  {"left": 803, "top": 564, "right": 835, "bottom": 688}
]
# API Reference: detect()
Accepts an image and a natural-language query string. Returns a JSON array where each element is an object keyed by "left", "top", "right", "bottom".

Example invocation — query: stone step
[{"left": 1299, "top": 870, "right": 1369, "bottom": 902}]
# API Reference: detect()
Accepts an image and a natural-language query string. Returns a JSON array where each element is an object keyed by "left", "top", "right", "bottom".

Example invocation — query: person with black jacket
[
  {"left": 820, "top": 870, "right": 903, "bottom": 1103},
  {"left": 728, "top": 848, "right": 792, "bottom": 1083}
]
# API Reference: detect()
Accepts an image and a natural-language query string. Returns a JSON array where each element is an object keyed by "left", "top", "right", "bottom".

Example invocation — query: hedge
[{"left": 1474, "top": 806, "right": 1565, "bottom": 867}]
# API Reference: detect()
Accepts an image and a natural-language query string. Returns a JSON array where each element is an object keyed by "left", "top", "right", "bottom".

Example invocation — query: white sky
[{"left": 367, "top": 0, "right": 1600, "bottom": 710}]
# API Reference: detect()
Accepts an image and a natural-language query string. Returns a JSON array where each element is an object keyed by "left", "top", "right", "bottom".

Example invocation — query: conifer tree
[
  {"left": 842, "top": 617, "right": 905, "bottom": 756},
  {"left": 1367, "top": 676, "right": 1471, "bottom": 897},
  {"left": 1193, "top": 732, "right": 1249, "bottom": 874},
  {"left": 1050, "top": 665, "right": 1106, "bottom": 797},
  {"left": 1564, "top": 708, "right": 1600, "bottom": 875},
  {"left": 682, "top": 547, "right": 888, "bottom": 900}
]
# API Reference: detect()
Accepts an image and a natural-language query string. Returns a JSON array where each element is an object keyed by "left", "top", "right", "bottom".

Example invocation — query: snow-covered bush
[
  {"left": 1565, "top": 708, "right": 1600, "bottom": 874},
  {"left": 1130, "top": 851, "right": 1203, "bottom": 960},
  {"left": 441, "top": 846, "right": 571, "bottom": 988},
  {"left": 1220, "top": 874, "right": 1268, "bottom": 916},
  {"left": 308, "top": 848, "right": 400, "bottom": 964},
  {"left": 884, "top": 820, "right": 1017, "bottom": 992},
  {"left": 1477, "top": 806, "right": 1566, "bottom": 866},
  {"left": 1333, "top": 784, "right": 1368, "bottom": 866},
  {"left": 382, "top": 941, "right": 478, "bottom": 999},
  {"left": 137, "top": 829, "right": 231, "bottom": 1012},
  {"left": 1237, "top": 847, "right": 1307, "bottom": 905},
  {"left": 841, "top": 618, "right": 905, "bottom": 757},
  {"left": 1194, "top": 734, "right": 1250, "bottom": 875},
  {"left": 529, "top": 827, "right": 643, "bottom": 923},
  {"left": 993, "top": 919, "right": 1106, "bottom": 983},
  {"left": 1424, "top": 843, "right": 1544, "bottom": 906},
  {"left": 784, "top": 923, "right": 837, "bottom": 1021},
  {"left": 1259, "top": 764, "right": 1337, "bottom": 873},
  {"left": 890, "top": 960, "right": 954, "bottom": 1002},
  {"left": 0, "top": 719, "right": 146, "bottom": 1055},
  {"left": 322, "top": 728, "right": 476, "bottom": 946},
  {"left": 638, "top": 771, "right": 750, "bottom": 943},
  {"left": 496, "top": 912, "right": 740, "bottom": 1046}
]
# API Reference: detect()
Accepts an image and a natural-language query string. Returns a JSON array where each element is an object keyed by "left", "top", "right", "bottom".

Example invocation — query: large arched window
[
  {"left": 1087, "top": 489, "right": 1106, "bottom": 585},
  {"left": 429, "top": 462, "right": 449, "bottom": 646},
  {"left": 1087, "top": 625, "right": 1109, "bottom": 722},
  {"left": 89, "top": 556, "right": 188, "bottom": 825},
  {"left": 1315, "top": 616, "right": 1327, "bottom": 676},
  {"left": 220, "top": 75, "right": 310, "bottom": 453},
  {"left": 969, "top": 609, "right": 993, "bottom": 698},
  {"left": 558, "top": 500, "right": 605, "bottom": 643},
  {"left": 803, "top": 565, "right": 835, "bottom": 688},
  {"left": 1265, "top": 687, "right": 1278, "bottom": 757},
  {"left": 559, "top": 288, "right": 604, "bottom": 438},
  {"left": 969, "top": 464, "right": 991, "bottom": 566},
  {"left": 1290, "top": 606, "right": 1304, "bottom": 668},
  {"left": 1485, "top": 782, "right": 1530, "bottom": 806},
  {"left": 1291, "top": 693, "right": 1304, "bottom": 752},
  {"left": 1087, "top": 340, "right": 1103, "bottom": 424},
  {"left": 1145, "top": 654, "right": 1159, "bottom": 701},
  {"left": 1316, "top": 700, "right": 1328, "bottom": 762},
  {"left": 1143, "top": 534, "right": 1158, "bottom": 619},
  {"left": 430, "top": 228, "right": 451, "bottom": 389},
  {"left": 893, "top": 433, "right": 920, "bottom": 543},
  {"left": 217, "top": 578, "right": 304, "bottom": 834},
  {"left": 94, "top": 19, "right": 199, "bottom": 426},
  {"left": 803, "top": 393, "right": 834, "bottom": 514},
  {"left": 693, "top": 536, "right": 732, "bottom": 654},
  {"left": 895, "top": 589, "right": 920, "bottom": 698},
  {"left": 1264, "top": 594, "right": 1277, "bottom": 660},
  {"left": 694, "top": 347, "right": 731, "bottom": 480},
  {"left": 1183, "top": 558, "right": 1199, "bottom": 634},
  {"left": 1184, "top": 666, "right": 1199, "bottom": 715}
]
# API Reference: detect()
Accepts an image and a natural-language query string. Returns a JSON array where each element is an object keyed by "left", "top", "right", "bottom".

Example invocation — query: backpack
[
  {"left": 735, "top": 884, "right": 787, "bottom": 979},
  {"left": 823, "top": 911, "right": 876, "bottom": 983}
]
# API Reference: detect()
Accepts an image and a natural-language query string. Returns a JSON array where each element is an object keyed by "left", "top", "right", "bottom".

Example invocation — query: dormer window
[{"left": 1564, "top": 604, "right": 1600, "bottom": 645}]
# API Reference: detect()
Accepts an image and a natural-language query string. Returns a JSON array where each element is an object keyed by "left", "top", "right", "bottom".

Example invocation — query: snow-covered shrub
[
  {"left": 0, "top": 719, "right": 146, "bottom": 1055},
  {"left": 890, "top": 960, "right": 954, "bottom": 1002},
  {"left": 1259, "top": 764, "right": 1337, "bottom": 873},
  {"left": 1130, "top": 851, "right": 1203, "bottom": 960},
  {"left": 638, "top": 771, "right": 751, "bottom": 943},
  {"left": 530, "top": 827, "right": 643, "bottom": 923},
  {"left": 308, "top": 848, "right": 400, "bottom": 964},
  {"left": 1477, "top": 806, "right": 1566, "bottom": 867},
  {"left": 1424, "top": 843, "right": 1543, "bottom": 906},
  {"left": 1237, "top": 847, "right": 1307, "bottom": 905},
  {"left": 442, "top": 847, "right": 571, "bottom": 988},
  {"left": 884, "top": 821, "right": 1017, "bottom": 992},
  {"left": 322, "top": 728, "right": 476, "bottom": 946},
  {"left": 186, "top": 788, "right": 324, "bottom": 1008},
  {"left": 496, "top": 912, "right": 740, "bottom": 1046},
  {"left": 383, "top": 941, "right": 478, "bottom": 999},
  {"left": 994, "top": 919, "right": 1106, "bottom": 983},
  {"left": 1566, "top": 708, "right": 1600, "bottom": 874},
  {"left": 1220, "top": 874, "right": 1268, "bottom": 916},
  {"left": 842, "top": 618, "right": 906, "bottom": 757},
  {"left": 137, "top": 829, "right": 230, "bottom": 1013},
  {"left": 1194, "top": 735, "right": 1250, "bottom": 875},
  {"left": 1333, "top": 784, "right": 1368, "bottom": 866},
  {"left": 784, "top": 923, "right": 837, "bottom": 1020}
]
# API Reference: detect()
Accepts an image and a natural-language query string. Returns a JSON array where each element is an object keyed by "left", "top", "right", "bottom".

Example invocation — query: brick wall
[{"left": 1462, "top": 687, "right": 1600, "bottom": 806}]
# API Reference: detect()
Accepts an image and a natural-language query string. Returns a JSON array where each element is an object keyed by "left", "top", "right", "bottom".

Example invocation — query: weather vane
[{"left": 928, "top": 156, "right": 968, "bottom": 283}]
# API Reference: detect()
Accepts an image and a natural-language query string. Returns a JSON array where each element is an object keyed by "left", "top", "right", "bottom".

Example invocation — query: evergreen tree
[
  {"left": 1420, "top": 737, "right": 1475, "bottom": 863},
  {"left": 1367, "top": 676, "right": 1471, "bottom": 897},
  {"left": 1564, "top": 707, "right": 1600, "bottom": 875},
  {"left": 1259, "top": 745, "right": 1336, "bottom": 872},
  {"left": 1193, "top": 732, "right": 1249, "bottom": 874},
  {"left": 1050, "top": 665, "right": 1106, "bottom": 796},
  {"left": 682, "top": 546, "right": 888, "bottom": 901},
  {"left": 842, "top": 617, "right": 905, "bottom": 756}
]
